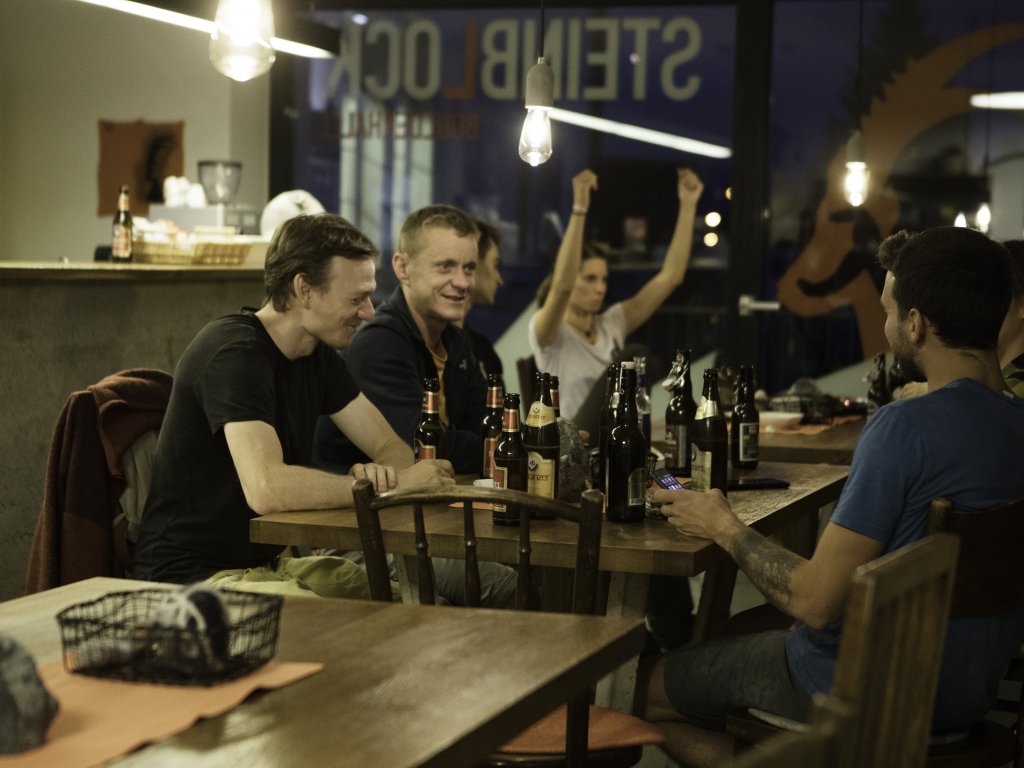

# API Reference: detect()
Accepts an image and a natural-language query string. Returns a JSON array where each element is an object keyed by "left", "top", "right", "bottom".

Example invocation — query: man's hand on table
[
  {"left": 651, "top": 487, "right": 741, "bottom": 542},
  {"left": 397, "top": 459, "right": 456, "bottom": 487},
  {"left": 350, "top": 462, "right": 399, "bottom": 491}
]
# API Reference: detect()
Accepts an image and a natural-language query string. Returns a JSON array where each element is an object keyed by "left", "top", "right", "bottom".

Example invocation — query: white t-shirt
[{"left": 528, "top": 302, "right": 626, "bottom": 420}]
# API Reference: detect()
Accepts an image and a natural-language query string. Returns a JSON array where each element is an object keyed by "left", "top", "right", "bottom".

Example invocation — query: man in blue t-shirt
[{"left": 639, "top": 226, "right": 1024, "bottom": 767}]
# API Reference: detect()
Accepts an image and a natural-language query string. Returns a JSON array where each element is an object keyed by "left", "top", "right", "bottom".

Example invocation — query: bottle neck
[
  {"left": 422, "top": 390, "right": 440, "bottom": 414},
  {"left": 486, "top": 386, "right": 503, "bottom": 409},
  {"left": 502, "top": 407, "right": 520, "bottom": 432}
]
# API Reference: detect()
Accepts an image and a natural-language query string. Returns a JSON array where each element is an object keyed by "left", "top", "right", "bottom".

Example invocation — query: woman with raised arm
[{"left": 528, "top": 167, "right": 704, "bottom": 424}]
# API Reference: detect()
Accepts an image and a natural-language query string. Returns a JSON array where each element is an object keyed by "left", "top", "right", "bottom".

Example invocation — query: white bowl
[{"left": 759, "top": 411, "right": 803, "bottom": 429}]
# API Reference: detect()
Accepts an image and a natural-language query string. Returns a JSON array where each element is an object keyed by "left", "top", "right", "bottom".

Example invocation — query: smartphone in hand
[{"left": 652, "top": 467, "right": 686, "bottom": 490}]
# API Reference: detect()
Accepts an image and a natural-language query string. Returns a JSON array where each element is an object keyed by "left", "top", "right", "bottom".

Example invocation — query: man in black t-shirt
[{"left": 134, "top": 214, "right": 454, "bottom": 585}]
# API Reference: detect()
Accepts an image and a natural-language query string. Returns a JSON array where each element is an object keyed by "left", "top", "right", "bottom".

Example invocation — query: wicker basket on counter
[{"left": 132, "top": 237, "right": 250, "bottom": 266}]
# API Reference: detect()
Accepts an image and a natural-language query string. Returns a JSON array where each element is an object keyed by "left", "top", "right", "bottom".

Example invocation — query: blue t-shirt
[{"left": 786, "top": 379, "right": 1024, "bottom": 730}]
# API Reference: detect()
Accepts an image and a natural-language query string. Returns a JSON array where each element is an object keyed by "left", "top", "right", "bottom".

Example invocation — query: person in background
[
  {"left": 457, "top": 218, "right": 505, "bottom": 381},
  {"left": 133, "top": 214, "right": 454, "bottom": 595},
  {"left": 313, "top": 204, "right": 488, "bottom": 476},
  {"left": 528, "top": 167, "right": 704, "bottom": 426},
  {"left": 638, "top": 227, "right": 1024, "bottom": 767},
  {"left": 998, "top": 240, "right": 1024, "bottom": 397}
]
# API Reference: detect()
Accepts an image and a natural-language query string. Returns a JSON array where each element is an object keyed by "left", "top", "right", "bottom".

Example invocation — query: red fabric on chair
[
  {"left": 499, "top": 705, "right": 666, "bottom": 754},
  {"left": 25, "top": 369, "right": 172, "bottom": 593}
]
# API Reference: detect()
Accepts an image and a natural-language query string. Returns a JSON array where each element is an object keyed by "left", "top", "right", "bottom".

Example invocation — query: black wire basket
[{"left": 56, "top": 588, "right": 283, "bottom": 686}]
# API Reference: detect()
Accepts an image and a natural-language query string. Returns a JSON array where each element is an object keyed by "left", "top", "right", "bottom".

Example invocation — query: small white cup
[{"left": 473, "top": 478, "right": 495, "bottom": 488}]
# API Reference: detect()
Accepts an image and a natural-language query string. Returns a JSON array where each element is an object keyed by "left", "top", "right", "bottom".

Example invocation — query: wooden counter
[{"left": 0, "top": 262, "right": 266, "bottom": 602}]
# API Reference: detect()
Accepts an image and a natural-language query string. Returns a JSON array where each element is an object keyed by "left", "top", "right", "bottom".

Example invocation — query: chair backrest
[
  {"left": 352, "top": 479, "right": 604, "bottom": 614},
  {"left": 927, "top": 496, "right": 1024, "bottom": 617},
  {"left": 831, "top": 533, "right": 960, "bottom": 768},
  {"left": 732, "top": 695, "right": 853, "bottom": 768},
  {"left": 516, "top": 355, "right": 540, "bottom": 406}
]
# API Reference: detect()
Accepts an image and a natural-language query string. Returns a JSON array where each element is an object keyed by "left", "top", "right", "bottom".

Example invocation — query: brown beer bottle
[
  {"left": 111, "top": 185, "right": 133, "bottom": 262},
  {"left": 731, "top": 365, "right": 760, "bottom": 470},
  {"left": 664, "top": 349, "right": 696, "bottom": 475},
  {"left": 596, "top": 362, "right": 620, "bottom": 491},
  {"left": 414, "top": 377, "right": 446, "bottom": 461},
  {"left": 691, "top": 368, "right": 728, "bottom": 494},
  {"left": 492, "top": 393, "right": 528, "bottom": 526},
  {"left": 480, "top": 373, "right": 504, "bottom": 479},
  {"left": 605, "top": 362, "right": 647, "bottom": 522},
  {"left": 524, "top": 372, "right": 560, "bottom": 508}
]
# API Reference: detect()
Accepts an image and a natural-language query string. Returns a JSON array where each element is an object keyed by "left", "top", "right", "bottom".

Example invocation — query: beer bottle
[
  {"left": 731, "top": 365, "right": 760, "bottom": 471},
  {"left": 866, "top": 352, "right": 891, "bottom": 414},
  {"left": 549, "top": 375, "right": 560, "bottom": 419},
  {"left": 635, "top": 356, "right": 652, "bottom": 447},
  {"left": 111, "top": 185, "right": 133, "bottom": 263},
  {"left": 414, "top": 377, "right": 446, "bottom": 461},
  {"left": 480, "top": 373, "right": 504, "bottom": 479},
  {"left": 492, "top": 393, "right": 528, "bottom": 526},
  {"left": 691, "top": 368, "right": 728, "bottom": 494},
  {"left": 596, "top": 362, "right": 620, "bottom": 491},
  {"left": 524, "top": 372, "right": 560, "bottom": 508},
  {"left": 605, "top": 362, "right": 647, "bottom": 522},
  {"left": 664, "top": 350, "right": 696, "bottom": 475}
]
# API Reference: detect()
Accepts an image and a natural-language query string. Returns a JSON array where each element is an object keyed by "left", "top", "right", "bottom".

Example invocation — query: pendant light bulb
[
  {"left": 843, "top": 130, "right": 869, "bottom": 207},
  {"left": 519, "top": 58, "right": 554, "bottom": 166},
  {"left": 210, "top": 0, "right": 276, "bottom": 82},
  {"left": 954, "top": 211, "right": 968, "bottom": 228},
  {"left": 975, "top": 202, "right": 992, "bottom": 233}
]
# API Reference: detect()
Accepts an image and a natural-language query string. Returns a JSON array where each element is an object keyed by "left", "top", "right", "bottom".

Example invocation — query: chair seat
[{"left": 498, "top": 704, "right": 665, "bottom": 754}]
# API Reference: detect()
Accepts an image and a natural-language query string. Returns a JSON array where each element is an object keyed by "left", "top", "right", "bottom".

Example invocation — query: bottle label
[
  {"left": 665, "top": 425, "right": 688, "bottom": 469},
  {"left": 525, "top": 402, "right": 555, "bottom": 427},
  {"left": 422, "top": 391, "right": 440, "bottom": 414},
  {"left": 482, "top": 436, "right": 498, "bottom": 478},
  {"left": 486, "top": 387, "right": 503, "bottom": 409},
  {"left": 112, "top": 224, "right": 132, "bottom": 259},
  {"left": 492, "top": 465, "right": 509, "bottom": 513},
  {"left": 415, "top": 441, "right": 436, "bottom": 461},
  {"left": 626, "top": 467, "right": 645, "bottom": 506},
  {"left": 527, "top": 452, "right": 555, "bottom": 498},
  {"left": 738, "top": 422, "right": 759, "bottom": 461},
  {"left": 502, "top": 409, "right": 519, "bottom": 431},
  {"left": 690, "top": 445, "right": 712, "bottom": 492},
  {"left": 695, "top": 396, "right": 719, "bottom": 420}
]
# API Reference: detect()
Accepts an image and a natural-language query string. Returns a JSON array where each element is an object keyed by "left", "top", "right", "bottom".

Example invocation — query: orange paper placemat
[{"left": 0, "top": 660, "right": 323, "bottom": 768}]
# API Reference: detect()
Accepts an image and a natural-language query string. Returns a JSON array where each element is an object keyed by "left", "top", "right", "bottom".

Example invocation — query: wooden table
[
  {"left": 250, "top": 461, "right": 848, "bottom": 712},
  {"left": 758, "top": 417, "right": 865, "bottom": 465},
  {"left": 1, "top": 577, "right": 645, "bottom": 768}
]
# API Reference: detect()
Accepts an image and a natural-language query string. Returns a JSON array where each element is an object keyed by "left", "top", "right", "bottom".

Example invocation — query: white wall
[{"left": 0, "top": 0, "right": 269, "bottom": 262}]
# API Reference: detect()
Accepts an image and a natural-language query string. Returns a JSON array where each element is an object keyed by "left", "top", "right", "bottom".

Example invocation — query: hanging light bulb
[
  {"left": 210, "top": 0, "right": 276, "bottom": 82},
  {"left": 519, "top": 58, "right": 554, "bottom": 166},
  {"left": 954, "top": 211, "right": 968, "bottom": 228},
  {"left": 975, "top": 202, "right": 992, "bottom": 233},
  {"left": 843, "top": 130, "right": 870, "bottom": 207}
]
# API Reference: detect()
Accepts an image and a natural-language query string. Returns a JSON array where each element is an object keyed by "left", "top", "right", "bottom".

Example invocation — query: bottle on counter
[
  {"left": 492, "top": 393, "right": 528, "bottom": 526},
  {"left": 111, "top": 185, "right": 133, "bottom": 263},
  {"left": 480, "top": 373, "right": 504, "bottom": 479},
  {"left": 635, "top": 356, "right": 652, "bottom": 447},
  {"left": 664, "top": 350, "right": 696, "bottom": 475},
  {"left": 731, "top": 364, "right": 760, "bottom": 471},
  {"left": 523, "top": 372, "right": 559, "bottom": 507},
  {"left": 691, "top": 368, "right": 728, "bottom": 494},
  {"left": 414, "top": 377, "right": 446, "bottom": 461},
  {"left": 605, "top": 361, "right": 647, "bottom": 522}
]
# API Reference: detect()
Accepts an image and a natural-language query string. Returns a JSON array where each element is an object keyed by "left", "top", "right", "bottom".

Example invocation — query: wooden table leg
[
  {"left": 692, "top": 551, "right": 738, "bottom": 644},
  {"left": 595, "top": 571, "right": 649, "bottom": 713}
]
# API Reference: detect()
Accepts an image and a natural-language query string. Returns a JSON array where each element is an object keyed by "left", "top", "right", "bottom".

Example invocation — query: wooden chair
[
  {"left": 727, "top": 533, "right": 960, "bottom": 768},
  {"left": 922, "top": 497, "right": 1024, "bottom": 768},
  {"left": 352, "top": 479, "right": 665, "bottom": 768}
]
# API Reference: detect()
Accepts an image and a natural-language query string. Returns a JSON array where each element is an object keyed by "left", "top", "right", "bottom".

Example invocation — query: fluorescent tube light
[
  {"left": 971, "top": 92, "right": 1024, "bottom": 109},
  {"left": 547, "top": 108, "right": 731, "bottom": 159},
  {"left": 76, "top": 0, "right": 334, "bottom": 58}
]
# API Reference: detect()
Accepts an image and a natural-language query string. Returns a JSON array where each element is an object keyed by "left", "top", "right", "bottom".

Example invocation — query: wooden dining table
[
  {"left": 757, "top": 416, "right": 865, "bottom": 465},
  {"left": 250, "top": 460, "right": 849, "bottom": 712},
  {"left": 0, "top": 577, "right": 645, "bottom": 768}
]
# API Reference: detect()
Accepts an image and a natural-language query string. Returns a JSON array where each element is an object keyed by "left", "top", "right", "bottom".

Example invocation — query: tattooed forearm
[{"left": 726, "top": 525, "right": 806, "bottom": 611}]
